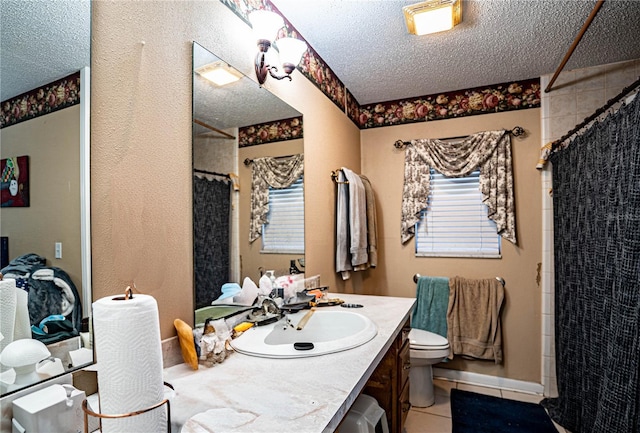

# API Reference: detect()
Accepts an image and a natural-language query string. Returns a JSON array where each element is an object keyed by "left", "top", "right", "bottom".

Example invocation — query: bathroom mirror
[
  {"left": 0, "top": 1, "right": 92, "bottom": 397},
  {"left": 192, "top": 42, "right": 304, "bottom": 312}
]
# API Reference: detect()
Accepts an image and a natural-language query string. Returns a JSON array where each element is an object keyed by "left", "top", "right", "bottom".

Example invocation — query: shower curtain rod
[
  {"left": 193, "top": 168, "right": 231, "bottom": 179},
  {"left": 193, "top": 119, "right": 236, "bottom": 140},
  {"left": 393, "top": 126, "right": 525, "bottom": 149},
  {"left": 551, "top": 75, "right": 640, "bottom": 152},
  {"left": 544, "top": 0, "right": 604, "bottom": 93}
]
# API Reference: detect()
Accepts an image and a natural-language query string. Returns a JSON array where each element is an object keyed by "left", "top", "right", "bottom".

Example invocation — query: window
[
  {"left": 415, "top": 169, "right": 500, "bottom": 257},
  {"left": 261, "top": 176, "right": 304, "bottom": 253}
]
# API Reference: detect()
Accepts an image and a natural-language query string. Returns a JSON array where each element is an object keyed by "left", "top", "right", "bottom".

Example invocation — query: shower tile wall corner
[{"left": 539, "top": 58, "right": 640, "bottom": 397}]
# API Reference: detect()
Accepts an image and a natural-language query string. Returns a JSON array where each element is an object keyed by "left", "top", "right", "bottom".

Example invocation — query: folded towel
[
  {"left": 446, "top": 276, "right": 504, "bottom": 363},
  {"left": 411, "top": 276, "right": 449, "bottom": 338}
]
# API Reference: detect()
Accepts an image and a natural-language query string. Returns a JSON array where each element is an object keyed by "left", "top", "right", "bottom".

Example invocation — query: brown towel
[{"left": 446, "top": 276, "right": 504, "bottom": 363}]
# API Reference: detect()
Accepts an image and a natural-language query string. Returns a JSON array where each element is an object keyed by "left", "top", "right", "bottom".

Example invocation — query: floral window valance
[
  {"left": 249, "top": 154, "right": 304, "bottom": 243},
  {"left": 401, "top": 130, "right": 516, "bottom": 245}
]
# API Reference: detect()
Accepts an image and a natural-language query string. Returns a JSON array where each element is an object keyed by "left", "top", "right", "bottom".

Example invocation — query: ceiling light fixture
[
  {"left": 403, "top": 0, "right": 462, "bottom": 36},
  {"left": 195, "top": 61, "right": 244, "bottom": 87},
  {"left": 248, "top": 9, "right": 307, "bottom": 86}
]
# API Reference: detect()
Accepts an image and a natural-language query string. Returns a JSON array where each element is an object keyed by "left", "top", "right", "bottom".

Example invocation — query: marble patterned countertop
[{"left": 163, "top": 293, "right": 415, "bottom": 433}]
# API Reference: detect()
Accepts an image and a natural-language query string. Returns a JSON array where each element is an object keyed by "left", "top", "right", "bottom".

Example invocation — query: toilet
[{"left": 409, "top": 328, "right": 450, "bottom": 407}]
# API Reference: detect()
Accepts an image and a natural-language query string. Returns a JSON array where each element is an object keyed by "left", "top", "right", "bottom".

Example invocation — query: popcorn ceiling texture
[
  {"left": 5, "top": 1, "right": 640, "bottom": 109},
  {"left": 0, "top": 0, "right": 90, "bottom": 101},
  {"left": 272, "top": 0, "right": 640, "bottom": 104}
]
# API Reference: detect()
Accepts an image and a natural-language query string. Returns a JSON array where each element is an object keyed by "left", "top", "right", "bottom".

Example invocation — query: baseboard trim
[
  {"left": 433, "top": 367, "right": 544, "bottom": 395},
  {"left": 162, "top": 336, "right": 183, "bottom": 369}
]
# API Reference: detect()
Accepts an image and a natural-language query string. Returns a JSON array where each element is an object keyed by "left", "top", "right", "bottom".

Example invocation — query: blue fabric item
[
  {"left": 218, "top": 283, "right": 241, "bottom": 300},
  {"left": 411, "top": 276, "right": 449, "bottom": 338}
]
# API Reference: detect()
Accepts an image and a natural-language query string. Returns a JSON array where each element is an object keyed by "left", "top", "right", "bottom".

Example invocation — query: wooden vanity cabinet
[{"left": 364, "top": 318, "right": 411, "bottom": 433}]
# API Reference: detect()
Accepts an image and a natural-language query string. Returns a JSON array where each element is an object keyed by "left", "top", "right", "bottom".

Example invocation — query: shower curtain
[
  {"left": 542, "top": 93, "right": 640, "bottom": 432},
  {"left": 193, "top": 175, "right": 231, "bottom": 310}
]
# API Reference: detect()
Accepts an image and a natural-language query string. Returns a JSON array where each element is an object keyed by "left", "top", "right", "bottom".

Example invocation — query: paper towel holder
[
  {"left": 112, "top": 285, "right": 135, "bottom": 301},
  {"left": 81, "top": 381, "right": 174, "bottom": 433}
]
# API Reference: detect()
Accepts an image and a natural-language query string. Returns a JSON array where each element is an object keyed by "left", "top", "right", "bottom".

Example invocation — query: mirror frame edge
[{"left": 80, "top": 66, "right": 92, "bottom": 318}]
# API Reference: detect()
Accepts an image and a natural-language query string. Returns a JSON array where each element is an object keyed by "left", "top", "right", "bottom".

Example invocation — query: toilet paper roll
[{"left": 92, "top": 294, "right": 166, "bottom": 432}]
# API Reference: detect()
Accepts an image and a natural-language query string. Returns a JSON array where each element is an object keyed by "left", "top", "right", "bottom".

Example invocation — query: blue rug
[{"left": 451, "top": 389, "right": 558, "bottom": 433}]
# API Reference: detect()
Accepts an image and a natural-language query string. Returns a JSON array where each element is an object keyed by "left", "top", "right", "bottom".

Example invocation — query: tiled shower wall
[{"left": 539, "top": 58, "right": 640, "bottom": 397}]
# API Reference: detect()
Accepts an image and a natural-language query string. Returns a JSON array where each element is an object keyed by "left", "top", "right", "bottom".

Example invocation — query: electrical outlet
[{"left": 55, "top": 242, "right": 62, "bottom": 259}]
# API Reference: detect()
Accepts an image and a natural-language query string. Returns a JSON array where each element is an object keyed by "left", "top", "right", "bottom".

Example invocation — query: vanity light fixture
[
  {"left": 195, "top": 61, "right": 244, "bottom": 87},
  {"left": 248, "top": 9, "right": 307, "bottom": 85},
  {"left": 403, "top": 0, "right": 462, "bottom": 35}
]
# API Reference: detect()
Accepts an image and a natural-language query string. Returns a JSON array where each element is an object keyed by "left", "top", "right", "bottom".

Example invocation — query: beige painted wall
[
  {"left": 360, "top": 108, "right": 542, "bottom": 382},
  {"left": 238, "top": 139, "right": 304, "bottom": 283},
  {"left": 91, "top": 1, "right": 360, "bottom": 339},
  {"left": 1, "top": 106, "right": 82, "bottom": 292},
  {"left": 92, "top": 1, "right": 542, "bottom": 383}
]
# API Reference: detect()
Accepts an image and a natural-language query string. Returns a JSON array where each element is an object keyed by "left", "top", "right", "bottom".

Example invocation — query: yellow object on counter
[{"left": 233, "top": 322, "right": 255, "bottom": 333}]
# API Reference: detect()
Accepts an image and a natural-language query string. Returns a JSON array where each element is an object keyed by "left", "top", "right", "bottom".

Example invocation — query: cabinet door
[
  {"left": 398, "top": 341, "right": 411, "bottom": 389},
  {"left": 399, "top": 378, "right": 411, "bottom": 431},
  {"left": 364, "top": 347, "right": 396, "bottom": 432}
]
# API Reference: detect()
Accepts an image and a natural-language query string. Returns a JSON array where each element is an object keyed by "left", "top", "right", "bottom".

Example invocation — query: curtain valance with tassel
[
  {"left": 401, "top": 130, "right": 516, "bottom": 245},
  {"left": 249, "top": 154, "right": 304, "bottom": 242}
]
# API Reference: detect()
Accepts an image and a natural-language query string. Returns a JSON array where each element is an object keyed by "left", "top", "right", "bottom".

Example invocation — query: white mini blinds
[
  {"left": 261, "top": 176, "right": 304, "bottom": 254},
  {"left": 415, "top": 169, "right": 500, "bottom": 257},
  {"left": 401, "top": 130, "right": 516, "bottom": 246}
]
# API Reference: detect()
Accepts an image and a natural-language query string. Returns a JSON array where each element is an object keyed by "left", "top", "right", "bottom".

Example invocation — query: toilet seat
[{"left": 409, "top": 328, "right": 449, "bottom": 350}]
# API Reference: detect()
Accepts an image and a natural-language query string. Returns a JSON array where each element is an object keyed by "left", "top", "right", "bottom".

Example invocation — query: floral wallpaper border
[
  {"left": 239, "top": 116, "right": 303, "bottom": 147},
  {"left": 221, "top": 0, "right": 540, "bottom": 134},
  {"left": 1, "top": 72, "right": 81, "bottom": 129},
  {"left": 219, "top": 0, "right": 347, "bottom": 113},
  {"left": 354, "top": 78, "right": 541, "bottom": 128}
]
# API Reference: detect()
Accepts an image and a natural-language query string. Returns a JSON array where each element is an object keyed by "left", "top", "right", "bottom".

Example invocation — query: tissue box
[{"left": 12, "top": 384, "right": 85, "bottom": 433}]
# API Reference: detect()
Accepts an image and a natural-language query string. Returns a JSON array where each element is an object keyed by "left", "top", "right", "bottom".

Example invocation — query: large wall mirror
[
  {"left": 0, "top": 1, "right": 92, "bottom": 398},
  {"left": 192, "top": 42, "right": 304, "bottom": 316}
]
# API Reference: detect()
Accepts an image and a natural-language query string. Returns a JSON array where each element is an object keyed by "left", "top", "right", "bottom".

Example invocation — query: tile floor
[{"left": 404, "top": 379, "right": 570, "bottom": 433}]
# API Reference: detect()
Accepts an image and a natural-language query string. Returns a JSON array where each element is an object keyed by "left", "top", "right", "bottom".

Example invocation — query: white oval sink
[{"left": 230, "top": 309, "right": 377, "bottom": 358}]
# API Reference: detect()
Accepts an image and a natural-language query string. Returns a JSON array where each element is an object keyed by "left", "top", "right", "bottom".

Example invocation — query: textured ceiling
[
  {"left": 3, "top": 0, "right": 640, "bottom": 116},
  {"left": 271, "top": 0, "right": 640, "bottom": 104},
  {"left": 0, "top": 0, "right": 91, "bottom": 101},
  {"left": 193, "top": 43, "right": 301, "bottom": 135}
]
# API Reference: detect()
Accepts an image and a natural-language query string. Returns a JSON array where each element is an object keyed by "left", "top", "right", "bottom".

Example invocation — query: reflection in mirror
[
  {"left": 0, "top": 1, "right": 92, "bottom": 398},
  {"left": 192, "top": 42, "right": 304, "bottom": 315}
]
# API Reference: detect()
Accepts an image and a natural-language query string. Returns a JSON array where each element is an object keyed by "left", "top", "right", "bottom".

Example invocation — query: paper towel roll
[
  {"left": 92, "top": 294, "right": 166, "bottom": 432},
  {"left": 13, "top": 288, "right": 31, "bottom": 341},
  {"left": 0, "top": 279, "right": 18, "bottom": 353}
]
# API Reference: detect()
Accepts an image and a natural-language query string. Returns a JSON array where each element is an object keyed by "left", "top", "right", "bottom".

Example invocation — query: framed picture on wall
[{"left": 1, "top": 155, "right": 30, "bottom": 207}]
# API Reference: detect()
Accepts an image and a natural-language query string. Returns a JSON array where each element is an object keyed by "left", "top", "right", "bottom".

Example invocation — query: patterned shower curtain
[
  {"left": 542, "top": 93, "right": 640, "bottom": 432},
  {"left": 193, "top": 175, "right": 231, "bottom": 310}
]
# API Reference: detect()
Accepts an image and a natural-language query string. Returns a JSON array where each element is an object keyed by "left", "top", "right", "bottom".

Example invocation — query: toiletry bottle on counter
[{"left": 267, "top": 271, "right": 283, "bottom": 299}]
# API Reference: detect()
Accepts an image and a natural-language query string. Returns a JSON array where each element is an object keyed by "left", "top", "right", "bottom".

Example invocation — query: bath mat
[{"left": 451, "top": 389, "right": 558, "bottom": 433}]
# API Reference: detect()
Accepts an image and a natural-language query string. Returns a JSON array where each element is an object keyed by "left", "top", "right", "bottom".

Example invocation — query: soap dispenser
[{"left": 267, "top": 271, "right": 282, "bottom": 299}]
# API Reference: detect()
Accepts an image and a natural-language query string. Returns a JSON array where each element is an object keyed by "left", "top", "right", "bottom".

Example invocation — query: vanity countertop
[{"left": 163, "top": 293, "right": 415, "bottom": 433}]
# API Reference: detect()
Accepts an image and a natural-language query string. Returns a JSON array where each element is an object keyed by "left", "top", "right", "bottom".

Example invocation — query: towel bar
[{"left": 413, "top": 273, "right": 505, "bottom": 286}]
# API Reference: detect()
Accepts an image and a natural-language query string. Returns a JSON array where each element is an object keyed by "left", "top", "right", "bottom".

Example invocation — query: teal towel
[{"left": 411, "top": 276, "right": 449, "bottom": 338}]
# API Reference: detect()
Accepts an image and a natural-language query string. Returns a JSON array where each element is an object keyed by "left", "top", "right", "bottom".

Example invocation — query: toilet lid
[{"left": 409, "top": 328, "right": 449, "bottom": 349}]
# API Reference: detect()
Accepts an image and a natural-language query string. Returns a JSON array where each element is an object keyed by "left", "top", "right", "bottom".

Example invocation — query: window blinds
[
  {"left": 416, "top": 169, "right": 500, "bottom": 257},
  {"left": 261, "top": 176, "right": 304, "bottom": 253}
]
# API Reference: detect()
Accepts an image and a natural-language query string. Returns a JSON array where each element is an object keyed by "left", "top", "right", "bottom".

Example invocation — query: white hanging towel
[{"left": 342, "top": 168, "right": 368, "bottom": 267}]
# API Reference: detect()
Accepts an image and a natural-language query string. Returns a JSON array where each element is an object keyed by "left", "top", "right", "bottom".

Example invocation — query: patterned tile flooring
[{"left": 404, "top": 379, "right": 570, "bottom": 433}]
